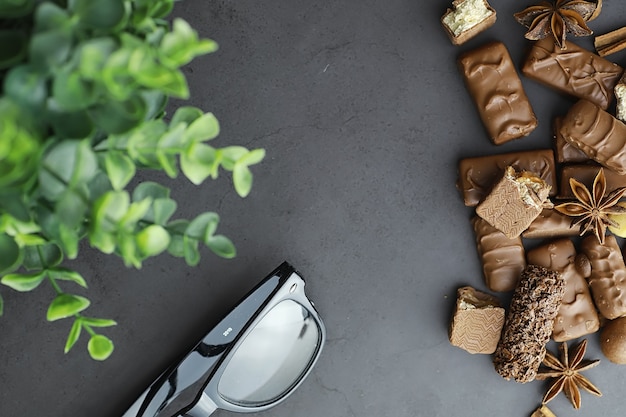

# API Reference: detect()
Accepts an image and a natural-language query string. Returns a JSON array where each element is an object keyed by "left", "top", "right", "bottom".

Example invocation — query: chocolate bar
[
  {"left": 441, "top": 0, "right": 497, "bottom": 46},
  {"left": 476, "top": 166, "right": 551, "bottom": 238},
  {"left": 522, "top": 208, "right": 579, "bottom": 239},
  {"left": 559, "top": 100, "right": 626, "bottom": 175},
  {"left": 448, "top": 286, "right": 505, "bottom": 354},
  {"left": 581, "top": 234, "right": 626, "bottom": 320},
  {"left": 459, "top": 42, "right": 537, "bottom": 144},
  {"left": 472, "top": 216, "right": 526, "bottom": 292},
  {"left": 527, "top": 239, "right": 600, "bottom": 342},
  {"left": 558, "top": 164, "right": 626, "bottom": 199},
  {"left": 457, "top": 149, "right": 557, "bottom": 206},
  {"left": 493, "top": 265, "right": 565, "bottom": 383},
  {"left": 522, "top": 38, "right": 623, "bottom": 110},
  {"left": 553, "top": 117, "right": 588, "bottom": 164}
]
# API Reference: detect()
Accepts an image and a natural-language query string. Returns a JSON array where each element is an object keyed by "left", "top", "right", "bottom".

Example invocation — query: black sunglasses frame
[{"left": 123, "top": 261, "right": 326, "bottom": 417}]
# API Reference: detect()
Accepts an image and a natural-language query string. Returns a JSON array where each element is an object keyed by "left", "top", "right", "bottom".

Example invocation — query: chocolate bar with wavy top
[
  {"left": 558, "top": 163, "right": 626, "bottom": 199},
  {"left": 559, "top": 99, "right": 626, "bottom": 175},
  {"left": 458, "top": 42, "right": 537, "bottom": 144},
  {"left": 522, "top": 38, "right": 623, "bottom": 110},
  {"left": 457, "top": 149, "right": 557, "bottom": 206},
  {"left": 472, "top": 216, "right": 526, "bottom": 292},
  {"left": 527, "top": 239, "right": 600, "bottom": 342},
  {"left": 581, "top": 234, "right": 626, "bottom": 320},
  {"left": 522, "top": 208, "right": 579, "bottom": 239},
  {"left": 553, "top": 117, "right": 588, "bottom": 164}
]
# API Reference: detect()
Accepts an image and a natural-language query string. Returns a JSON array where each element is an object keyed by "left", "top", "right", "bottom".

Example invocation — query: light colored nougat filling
[{"left": 443, "top": 0, "right": 493, "bottom": 36}]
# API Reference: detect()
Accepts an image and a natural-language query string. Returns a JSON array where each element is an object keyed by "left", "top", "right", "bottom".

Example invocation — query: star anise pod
[
  {"left": 554, "top": 168, "right": 626, "bottom": 244},
  {"left": 536, "top": 339, "right": 601, "bottom": 409},
  {"left": 514, "top": 0, "right": 596, "bottom": 49}
]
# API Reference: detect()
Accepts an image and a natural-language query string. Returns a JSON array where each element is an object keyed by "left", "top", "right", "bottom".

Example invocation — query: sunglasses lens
[{"left": 217, "top": 299, "right": 321, "bottom": 406}]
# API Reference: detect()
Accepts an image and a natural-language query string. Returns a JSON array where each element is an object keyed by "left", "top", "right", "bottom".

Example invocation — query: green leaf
[
  {"left": 206, "top": 235, "right": 236, "bottom": 259},
  {"left": 77, "top": 37, "right": 118, "bottom": 80},
  {"left": 170, "top": 106, "right": 203, "bottom": 128},
  {"left": 186, "top": 212, "right": 219, "bottom": 243},
  {"left": 33, "top": 1, "right": 70, "bottom": 32},
  {"left": 184, "top": 112, "right": 220, "bottom": 142},
  {"left": 120, "top": 198, "right": 152, "bottom": 230},
  {"left": 180, "top": 143, "right": 217, "bottom": 185},
  {"left": 0, "top": 190, "right": 31, "bottom": 222},
  {"left": 119, "top": 233, "right": 141, "bottom": 268},
  {"left": 237, "top": 148, "right": 266, "bottom": 167},
  {"left": 220, "top": 146, "right": 248, "bottom": 170},
  {"left": 135, "top": 225, "right": 170, "bottom": 256},
  {"left": 22, "top": 243, "right": 63, "bottom": 270},
  {"left": 141, "top": 90, "right": 167, "bottom": 120},
  {"left": 14, "top": 234, "right": 47, "bottom": 247},
  {"left": 59, "top": 223, "right": 80, "bottom": 259},
  {"left": 182, "top": 235, "right": 200, "bottom": 266},
  {"left": 166, "top": 219, "right": 188, "bottom": 257},
  {"left": 159, "top": 18, "right": 218, "bottom": 68},
  {"left": 29, "top": 28, "right": 72, "bottom": 69},
  {"left": 91, "top": 191, "right": 130, "bottom": 232},
  {"left": 132, "top": 181, "right": 170, "bottom": 201},
  {"left": 105, "top": 151, "right": 136, "bottom": 190},
  {"left": 3, "top": 65, "right": 47, "bottom": 111},
  {"left": 56, "top": 189, "right": 88, "bottom": 229},
  {"left": 47, "top": 294, "right": 91, "bottom": 321},
  {"left": 0, "top": 233, "right": 21, "bottom": 274},
  {"left": 52, "top": 69, "right": 96, "bottom": 112},
  {"left": 88, "top": 94, "right": 147, "bottom": 134},
  {"left": 151, "top": 199, "right": 177, "bottom": 225},
  {"left": 89, "top": 229, "right": 116, "bottom": 254},
  {"left": 72, "top": 0, "right": 128, "bottom": 30},
  {"left": 64, "top": 318, "right": 82, "bottom": 353},
  {"left": 48, "top": 267, "right": 87, "bottom": 288},
  {"left": 1, "top": 271, "right": 47, "bottom": 292},
  {"left": 233, "top": 164, "right": 253, "bottom": 198},
  {"left": 46, "top": 99, "right": 95, "bottom": 139},
  {"left": 39, "top": 140, "right": 98, "bottom": 201},
  {"left": 81, "top": 317, "right": 117, "bottom": 328},
  {"left": 87, "top": 334, "right": 114, "bottom": 361}
]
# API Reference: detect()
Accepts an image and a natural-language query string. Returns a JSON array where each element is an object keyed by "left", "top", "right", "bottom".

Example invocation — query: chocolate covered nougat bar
[
  {"left": 558, "top": 164, "right": 626, "bottom": 199},
  {"left": 458, "top": 42, "right": 537, "bottom": 144},
  {"left": 493, "top": 265, "right": 565, "bottom": 383},
  {"left": 560, "top": 99, "right": 626, "bottom": 175},
  {"left": 522, "top": 38, "right": 623, "bottom": 110},
  {"left": 527, "top": 239, "right": 600, "bottom": 342},
  {"left": 553, "top": 117, "right": 588, "bottom": 164},
  {"left": 472, "top": 216, "right": 526, "bottom": 292},
  {"left": 581, "top": 234, "right": 626, "bottom": 319},
  {"left": 522, "top": 208, "right": 579, "bottom": 239}
]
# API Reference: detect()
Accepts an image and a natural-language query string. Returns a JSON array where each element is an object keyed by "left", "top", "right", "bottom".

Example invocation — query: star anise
[
  {"left": 514, "top": 0, "right": 596, "bottom": 49},
  {"left": 554, "top": 168, "right": 626, "bottom": 244},
  {"left": 536, "top": 340, "right": 601, "bottom": 409}
]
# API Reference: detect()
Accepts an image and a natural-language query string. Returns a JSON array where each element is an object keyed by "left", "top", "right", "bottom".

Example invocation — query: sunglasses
[{"left": 122, "top": 262, "right": 326, "bottom": 417}]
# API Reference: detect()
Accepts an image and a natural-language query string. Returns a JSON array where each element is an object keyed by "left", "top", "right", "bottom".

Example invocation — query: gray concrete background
[{"left": 2, "top": 0, "right": 626, "bottom": 416}]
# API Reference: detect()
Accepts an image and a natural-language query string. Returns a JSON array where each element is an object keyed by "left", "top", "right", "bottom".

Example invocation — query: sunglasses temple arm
[{"left": 182, "top": 392, "right": 218, "bottom": 417}]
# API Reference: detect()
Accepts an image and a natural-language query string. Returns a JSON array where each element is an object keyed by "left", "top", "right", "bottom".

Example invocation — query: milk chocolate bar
[
  {"left": 553, "top": 117, "right": 588, "bottom": 164},
  {"left": 457, "top": 149, "right": 557, "bottom": 206},
  {"left": 527, "top": 239, "right": 600, "bottom": 342},
  {"left": 522, "top": 38, "right": 623, "bottom": 110},
  {"left": 493, "top": 265, "right": 565, "bottom": 383},
  {"left": 558, "top": 164, "right": 626, "bottom": 199},
  {"left": 448, "top": 286, "right": 505, "bottom": 354},
  {"left": 476, "top": 166, "right": 551, "bottom": 238},
  {"left": 459, "top": 42, "right": 537, "bottom": 144},
  {"left": 560, "top": 100, "right": 626, "bottom": 175},
  {"left": 522, "top": 208, "right": 579, "bottom": 239},
  {"left": 441, "top": 0, "right": 497, "bottom": 46},
  {"left": 472, "top": 216, "right": 526, "bottom": 292},
  {"left": 581, "top": 234, "right": 626, "bottom": 320}
]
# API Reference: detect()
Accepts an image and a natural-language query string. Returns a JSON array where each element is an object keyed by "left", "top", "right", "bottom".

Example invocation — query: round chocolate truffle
[{"left": 600, "top": 316, "right": 626, "bottom": 364}]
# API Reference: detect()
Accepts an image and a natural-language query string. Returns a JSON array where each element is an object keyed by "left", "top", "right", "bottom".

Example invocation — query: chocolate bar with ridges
[
  {"left": 553, "top": 117, "right": 589, "bottom": 164},
  {"left": 522, "top": 38, "right": 623, "bottom": 110},
  {"left": 457, "top": 149, "right": 557, "bottom": 207},
  {"left": 560, "top": 100, "right": 626, "bottom": 175},
  {"left": 472, "top": 216, "right": 526, "bottom": 292},
  {"left": 459, "top": 42, "right": 537, "bottom": 144},
  {"left": 522, "top": 208, "right": 579, "bottom": 239},
  {"left": 558, "top": 164, "right": 626, "bottom": 199},
  {"left": 581, "top": 234, "right": 626, "bottom": 320},
  {"left": 527, "top": 239, "right": 600, "bottom": 342}
]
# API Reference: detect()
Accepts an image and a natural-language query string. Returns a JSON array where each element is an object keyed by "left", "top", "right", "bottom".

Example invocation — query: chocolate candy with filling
[
  {"left": 522, "top": 208, "right": 579, "bottom": 239},
  {"left": 522, "top": 38, "right": 623, "bottom": 110},
  {"left": 600, "top": 316, "right": 626, "bottom": 364},
  {"left": 581, "top": 234, "right": 626, "bottom": 319},
  {"left": 493, "top": 265, "right": 565, "bottom": 383},
  {"left": 472, "top": 216, "right": 526, "bottom": 292},
  {"left": 448, "top": 286, "right": 505, "bottom": 354},
  {"left": 559, "top": 99, "right": 626, "bottom": 175},
  {"left": 457, "top": 149, "right": 557, "bottom": 207},
  {"left": 553, "top": 117, "right": 588, "bottom": 164},
  {"left": 558, "top": 163, "right": 626, "bottom": 199},
  {"left": 441, "top": 0, "right": 497, "bottom": 46},
  {"left": 527, "top": 239, "right": 600, "bottom": 342},
  {"left": 458, "top": 42, "right": 537, "bottom": 144},
  {"left": 476, "top": 166, "right": 551, "bottom": 238}
]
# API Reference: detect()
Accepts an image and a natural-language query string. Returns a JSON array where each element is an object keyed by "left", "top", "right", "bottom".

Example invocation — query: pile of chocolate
[{"left": 442, "top": 0, "right": 626, "bottom": 415}]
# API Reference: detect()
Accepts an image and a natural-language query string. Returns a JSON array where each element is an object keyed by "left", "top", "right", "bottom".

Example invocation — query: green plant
[{"left": 0, "top": 0, "right": 265, "bottom": 360}]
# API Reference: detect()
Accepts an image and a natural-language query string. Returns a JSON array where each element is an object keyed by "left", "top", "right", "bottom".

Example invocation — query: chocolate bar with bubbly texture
[
  {"left": 472, "top": 216, "right": 526, "bottom": 292},
  {"left": 522, "top": 38, "right": 623, "bottom": 110},
  {"left": 559, "top": 99, "right": 626, "bottom": 175},
  {"left": 558, "top": 164, "right": 626, "bottom": 199},
  {"left": 457, "top": 149, "right": 557, "bottom": 206},
  {"left": 522, "top": 208, "right": 579, "bottom": 239},
  {"left": 581, "top": 234, "right": 626, "bottom": 320},
  {"left": 476, "top": 166, "right": 551, "bottom": 238},
  {"left": 527, "top": 239, "right": 600, "bottom": 342},
  {"left": 493, "top": 265, "right": 565, "bottom": 383},
  {"left": 553, "top": 117, "right": 588, "bottom": 164},
  {"left": 448, "top": 286, "right": 505, "bottom": 354},
  {"left": 459, "top": 42, "right": 537, "bottom": 144}
]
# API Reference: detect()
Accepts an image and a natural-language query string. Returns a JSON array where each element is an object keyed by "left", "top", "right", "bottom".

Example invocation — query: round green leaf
[
  {"left": 46, "top": 99, "right": 95, "bottom": 139},
  {"left": 105, "top": 151, "right": 136, "bottom": 190},
  {"left": 135, "top": 225, "right": 170, "bottom": 256},
  {"left": 206, "top": 235, "right": 236, "bottom": 259},
  {"left": 170, "top": 106, "right": 203, "bottom": 128},
  {"left": 64, "top": 318, "right": 82, "bottom": 353},
  {"left": 48, "top": 267, "right": 87, "bottom": 288},
  {"left": 233, "top": 164, "right": 253, "bottom": 198},
  {"left": 184, "top": 112, "right": 220, "bottom": 142},
  {"left": 56, "top": 189, "right": 88, "bottom": 229},
  {"left": 87, "top": 334, "right": 114, "bottom": 361},
  {"left": 237, "top": 148, "right": 266, "bottom": 167},
  {"left": 182, "top": 235, "right": 200, "bottom": 266},
  {"left": 186, "top": 212, "right": 219, "bottom": 243},
  {"left": 150, "top": 198, "right": 177, "bottom": 225},
  {"left": 52, "top": 70, "right": 96, "bottom": 112},
  {"left": 39, "top": 140, "right": 98, "bottom": 201},
  {"left": 3, "top": 64, "right": 48, "bottom": 113},
  {"left": 77, "top": 37, "right": 117, "bottom": 80},
  {"left": 1, "top": 271, "right": 46, "bottom": 292},
  {"left": 0, "top": 233, "right": 22, "bottom": 274},
  {"left": 0, "top": 30, "right": 28, "bottom": 69},
  {"left": 47, "top": 294, "right": 91, "bottom": 321},
  {"left": 180, "top": 143, "right": 217, "bottom": 185},
  {"left": 22, "top": 243, "right": 63, "bottom": 270},
  {"left": 88, "top": 94, "right": 147, "bottom": 134},
  {"left": 29, "top": 28, "right": 72, "bottom": 69},
  {"left": 73, "top": 0, "right": 128, "bottom": 30},
  {"left": 132, "top": 181, "right": 170, "bottom": 201}
]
